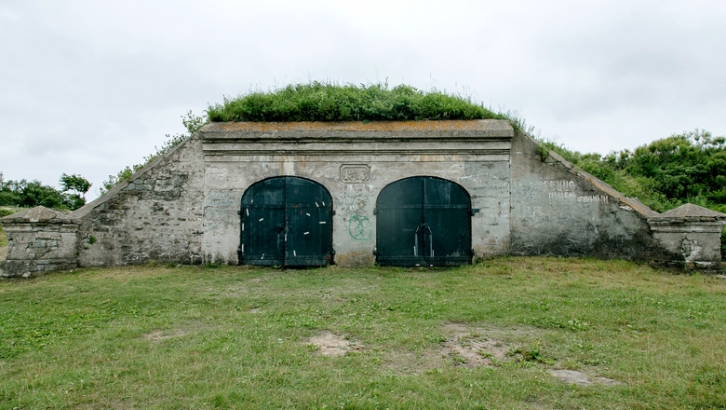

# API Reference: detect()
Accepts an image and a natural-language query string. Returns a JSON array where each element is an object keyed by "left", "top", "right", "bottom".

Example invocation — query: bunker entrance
[
  {"left": 240, "top": 177, "right": 333, "bottom": 267},
  {"left": 376, "top": 176, "right": 472, "bottom": 267}
]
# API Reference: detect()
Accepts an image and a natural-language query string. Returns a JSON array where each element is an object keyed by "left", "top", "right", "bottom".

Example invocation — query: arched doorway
[
  {"left": 376, "top": 176, "right": 472, "bottom": 266},
  {"left": 240, "top": 177, "right": 333, "bottom": 267}
]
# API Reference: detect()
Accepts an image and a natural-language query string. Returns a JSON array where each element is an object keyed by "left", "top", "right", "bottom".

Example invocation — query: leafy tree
[
  {"left": 0, "top": 172, "right": 88, "bottom": 211},
  {"left": 60, "top": 173, "right": 91, "bottom": 200}
]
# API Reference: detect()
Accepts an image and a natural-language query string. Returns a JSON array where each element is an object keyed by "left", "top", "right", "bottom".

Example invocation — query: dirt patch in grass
[
  {"left": 441, "top": 323, "right": 541, "bottom": 368},
  {"left": 548, "top": 369, "right": 622, "bottom": 386},
  {"left": 380, "top": 323, "right": 544, "bottom": 374},
  {"left": 306, "top": 331, "right": 363, "bottom": 357}
]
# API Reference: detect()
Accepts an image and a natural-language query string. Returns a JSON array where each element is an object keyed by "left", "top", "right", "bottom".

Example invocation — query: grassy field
[{"left": 1, "top": 258, "right": 725, "bottom": 409}]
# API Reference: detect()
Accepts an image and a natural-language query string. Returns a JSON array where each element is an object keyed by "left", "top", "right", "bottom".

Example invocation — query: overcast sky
[{"left": 1, "top": 0, "right": 725, "bottom": 199}]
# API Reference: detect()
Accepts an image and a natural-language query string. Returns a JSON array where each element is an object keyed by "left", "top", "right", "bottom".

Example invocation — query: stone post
[
  {"left": 0, "top": 206, "right": 80, "bottom": 278},
  {"left": 648, "top": 203, "right": 726, "bottom": 271}
]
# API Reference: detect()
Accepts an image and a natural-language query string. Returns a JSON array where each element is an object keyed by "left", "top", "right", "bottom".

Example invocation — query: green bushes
[
  {"left": 0, "top": 173, "right": 88, "bottom": 211},
  {"left": 207, "top": 82, "right": 510, "bottom": 123},
  {"left": 542, "top": 130, "right": 726, "bottom": 214}
]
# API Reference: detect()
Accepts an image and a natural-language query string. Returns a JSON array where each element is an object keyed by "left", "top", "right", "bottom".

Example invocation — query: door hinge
[
  {"left": 373, "top": 208, "right": 377, "bottom": 215},
  {"left": 237, "top": 209, "right": 242, "bottom": 216},
  {"left": 470, "top": 208, "right": 480, "bottom": 216}
]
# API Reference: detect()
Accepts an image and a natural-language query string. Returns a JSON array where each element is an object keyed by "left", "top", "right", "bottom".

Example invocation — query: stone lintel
[{"left": 200, "top": 120, "right": 515, "bottom": 140}]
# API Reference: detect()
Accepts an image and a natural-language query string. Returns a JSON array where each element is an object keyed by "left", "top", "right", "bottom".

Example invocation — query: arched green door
[
  {"left": 376, "top": 176, "right": 471, "bottom": 267},
  {"left": 240, "top": 177, "right": 333, "bottom": 267}
]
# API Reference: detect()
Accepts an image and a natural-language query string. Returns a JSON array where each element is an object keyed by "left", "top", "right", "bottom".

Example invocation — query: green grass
[
  {"left": 1, "top": 257, "right": 725, "bottom": 409},
  {"left": 207, "top": 82, "right": 514, "bottom": 124}
]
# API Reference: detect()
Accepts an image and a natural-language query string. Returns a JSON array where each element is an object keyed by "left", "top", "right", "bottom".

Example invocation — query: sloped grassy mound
[{"left": 207, "top": 82, "right": 509, "bottom": 122}]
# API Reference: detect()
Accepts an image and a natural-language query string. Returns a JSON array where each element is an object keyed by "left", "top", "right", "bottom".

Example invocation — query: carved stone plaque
[{"left": 340, "top": 164, "right": 370, "bottom": 182}]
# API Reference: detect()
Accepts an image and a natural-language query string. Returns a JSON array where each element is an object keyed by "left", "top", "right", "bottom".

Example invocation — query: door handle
[
  {"left": 414, "top": 226, "right": 421, "bottom": 256},
  {"left": 424, "top": 225, "right": 433, "bottom": 257}
]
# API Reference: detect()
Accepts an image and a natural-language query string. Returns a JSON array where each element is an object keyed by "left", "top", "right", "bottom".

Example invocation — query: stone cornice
[
  {"left": 200, "top": 120, "right": 514, "bottom": 140},
  {"left": 200, "top": 120, "right": 513, "bottom": 158}
]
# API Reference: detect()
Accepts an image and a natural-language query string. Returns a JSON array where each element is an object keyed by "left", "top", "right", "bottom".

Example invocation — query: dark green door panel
[
  {"left": 376, "top": 177, "right": 471, "bottom": 267},
  {"left": 241, "top": 177, "right": 333, "bottom": 267}
]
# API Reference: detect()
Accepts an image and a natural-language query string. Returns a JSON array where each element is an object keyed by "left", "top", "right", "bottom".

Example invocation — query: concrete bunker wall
[
  {"left": 510, "top": 132, "right": 673, "bottom": 260},
  {"left": 75, "top": 138, "right": 205, "bottom": 267},
  {"left": 201, "top": 121, "right": 513, "bottom": 267},
  {"left": 3, "top": 120, "right": 723, "bottom": 277}
]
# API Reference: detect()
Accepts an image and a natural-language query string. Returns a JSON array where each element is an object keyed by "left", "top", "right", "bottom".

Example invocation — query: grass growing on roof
[
  {"left": 1, "top": 258, "right": 725, "bottom": 409},
  {"left": 207, "top": 82, "right": 512, "bottom": 123}
]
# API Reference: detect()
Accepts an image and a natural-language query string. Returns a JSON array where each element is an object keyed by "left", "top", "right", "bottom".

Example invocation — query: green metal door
[
  {"left": 240, "top": 177, "right": 333, "bottom": 267},
  {"left": 376, "top": 176, "right": 471, "bottom": 267}
]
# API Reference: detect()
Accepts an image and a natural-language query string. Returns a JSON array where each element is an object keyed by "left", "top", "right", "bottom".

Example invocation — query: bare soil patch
[
  {"left": 441, "top": 323, "right": 539, "bottom": 368},
  {"left": 306, "top": 331, "right": 362, "bottom": 356},
  {"left": 441, "top": 324, "right": 623, "bottom": 385},
  {"left": 548, "top": 369, "right": 622, "bottom": 386}
]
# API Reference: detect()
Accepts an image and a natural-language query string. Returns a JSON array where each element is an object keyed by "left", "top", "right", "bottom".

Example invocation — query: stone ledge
[
  {"left": 201, "top": 120, "right": 515, "bottom": 140},
  {"left": 1, "top": 258, "right": 78, "bottom": 278}
]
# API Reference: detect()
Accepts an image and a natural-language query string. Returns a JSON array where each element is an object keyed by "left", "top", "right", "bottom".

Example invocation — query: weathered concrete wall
[
  {"left": 0, "top": 207, "right": 79, "bottom": 278},
  {"left": 4, "top": 120, "right": 723, "bottom": 277},
  {"left": 75, "top": 138, "right": 205, "bottom": 267},
  {"left": 201, "top": 120, "right": 514, "bottom": 266},
  {"left": 510, "top": 132, "right": 672, "bottom": 260}
]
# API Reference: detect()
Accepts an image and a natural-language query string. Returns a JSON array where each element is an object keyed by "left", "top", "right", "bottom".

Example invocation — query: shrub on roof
[{"left": 207, "top": 82, "right": 510, "bottom": 123}]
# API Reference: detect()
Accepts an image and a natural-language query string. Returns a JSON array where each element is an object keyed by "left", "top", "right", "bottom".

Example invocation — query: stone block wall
[
  {"left": 0, "top": 207, "right": 79, "bottom": 278},
  {"left": 75, "top": 138, "right": 205, "bottom": 267}
]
